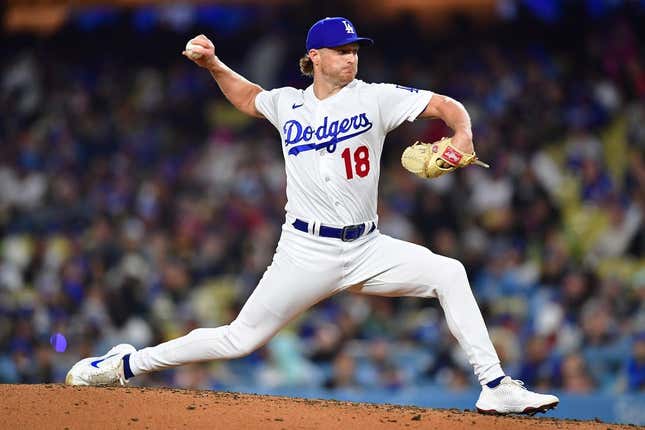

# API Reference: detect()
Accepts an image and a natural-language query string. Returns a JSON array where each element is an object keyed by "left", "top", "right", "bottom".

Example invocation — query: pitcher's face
[{"left": 311, "top": 43, "right": 359, "bottom": 86}]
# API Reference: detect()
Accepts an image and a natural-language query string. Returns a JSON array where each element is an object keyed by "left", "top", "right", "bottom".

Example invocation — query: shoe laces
[{"left": 508, "top": 378, "right": 527, "bottom": 390}]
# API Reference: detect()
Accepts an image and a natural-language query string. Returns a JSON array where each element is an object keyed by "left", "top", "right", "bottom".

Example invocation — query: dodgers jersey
[{"left": 255, "top": 79, "right": 432, "bottom": 225}]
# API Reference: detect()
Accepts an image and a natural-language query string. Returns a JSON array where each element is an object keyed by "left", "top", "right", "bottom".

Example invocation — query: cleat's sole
[{"left": 477, "top": 401, "right": 559, "bottom": 416}]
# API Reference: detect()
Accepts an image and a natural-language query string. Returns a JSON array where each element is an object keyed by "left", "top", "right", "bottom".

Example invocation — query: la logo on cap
[{"left": 342, "top": 20, "right": 355, "bottom": 34}]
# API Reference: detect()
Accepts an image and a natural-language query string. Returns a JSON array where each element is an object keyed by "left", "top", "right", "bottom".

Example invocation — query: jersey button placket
[
  {"left": 315, "top": 106, "right": 326, "bottom": 156},
  {"left": 316, "top": 104, "right": 342, "bottom": 218}
]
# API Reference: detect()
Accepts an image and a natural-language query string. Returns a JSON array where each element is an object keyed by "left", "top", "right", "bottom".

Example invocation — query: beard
[
  {"left": 338, "top": 67, "right": 357, "bottom": 84},
  {"left": 320, "top": 62, "right": 357, "bottom": 86}
]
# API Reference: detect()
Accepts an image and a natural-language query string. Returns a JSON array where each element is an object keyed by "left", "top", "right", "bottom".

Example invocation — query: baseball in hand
[{"left": 185, "top": 41, "right": 203, "bottom": 60}]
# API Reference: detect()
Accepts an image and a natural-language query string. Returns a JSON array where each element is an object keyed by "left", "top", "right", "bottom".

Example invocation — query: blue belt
[{"left": 292, "top": 219, "right": 376, "bottom": 242}]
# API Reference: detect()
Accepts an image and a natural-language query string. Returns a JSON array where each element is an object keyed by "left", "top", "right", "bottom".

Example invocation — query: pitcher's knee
[
  {"left": 226, "top": 321, "right": 267, "bottom": 358},
  {"left": 448, "top": 258, "right": 468, "bottom": 280},
  {"left": 228, "top": 341, "right": 257, "bottom": 358},
  {"left": 434, "top": 256, "right": 470, "bottom": 287}
]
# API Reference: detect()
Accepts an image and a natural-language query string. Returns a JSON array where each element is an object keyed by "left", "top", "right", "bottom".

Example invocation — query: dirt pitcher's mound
[{"left": 0, "top": 384, "right": 634, "bottom": 430}]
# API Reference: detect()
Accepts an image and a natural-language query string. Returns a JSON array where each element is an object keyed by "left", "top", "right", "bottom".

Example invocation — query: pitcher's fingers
[
  {"left": 190, "top": 39, "right": 211, "bottom": 49},
  {"left": 187, "top": 45, "right": 209, "bottom": 55},
  {"left": 194, "top": 35, "right": 214, "bottom": 48}
]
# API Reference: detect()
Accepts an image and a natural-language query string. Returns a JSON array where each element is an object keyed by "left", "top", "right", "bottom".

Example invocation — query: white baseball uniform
[{"left": 128, "top": 79, "right": 505, "bottom": 385}]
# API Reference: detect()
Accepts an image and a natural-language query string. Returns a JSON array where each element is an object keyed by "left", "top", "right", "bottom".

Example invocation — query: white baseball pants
[{"left": 129, "top": 222, "right": 504, "bottom": 385}]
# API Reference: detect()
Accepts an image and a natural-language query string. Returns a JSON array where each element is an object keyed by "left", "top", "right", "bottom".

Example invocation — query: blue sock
[
  {"left": 486, "top": 375, "right": 505, "bottom": 388},
  {"left": 122, "top": 354, "right": 135, "bottom": 379}
]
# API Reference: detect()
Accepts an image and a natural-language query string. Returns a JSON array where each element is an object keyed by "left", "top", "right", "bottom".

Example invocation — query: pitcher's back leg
[{"left": 129, "top": 249, "right": 340, "bottom": 376}]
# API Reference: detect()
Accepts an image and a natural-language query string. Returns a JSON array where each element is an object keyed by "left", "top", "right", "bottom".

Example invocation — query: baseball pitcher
[{"left": 67, "top": 17, "right": 559, "bottom": 415}]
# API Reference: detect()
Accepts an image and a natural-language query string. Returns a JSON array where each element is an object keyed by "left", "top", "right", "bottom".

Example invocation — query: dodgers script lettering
[{"left": 283, "top": 113, "right": 373, "bottom": 156}]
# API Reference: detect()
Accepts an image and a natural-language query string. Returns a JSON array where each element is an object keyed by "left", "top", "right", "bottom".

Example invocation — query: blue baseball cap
[{"left": 306, "top": 17, "right": 374, "bottom": 51}]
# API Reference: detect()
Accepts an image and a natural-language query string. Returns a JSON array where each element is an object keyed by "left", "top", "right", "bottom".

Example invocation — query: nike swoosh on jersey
[
  {"left": 292, "top": 103, "right": 304, "bottom": 109},
  {"left": 91, "top": 353, "right": 119, "bottom": 368}
]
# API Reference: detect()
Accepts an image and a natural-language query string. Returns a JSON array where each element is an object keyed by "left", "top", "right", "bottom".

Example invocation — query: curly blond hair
[{"left": 299, "top": 54, "right": 313, "bottom": 78}]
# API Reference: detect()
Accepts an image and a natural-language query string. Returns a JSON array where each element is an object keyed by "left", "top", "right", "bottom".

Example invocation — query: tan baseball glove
[{"left": 401, "top": 137, "right": 490, "bottom": 179}]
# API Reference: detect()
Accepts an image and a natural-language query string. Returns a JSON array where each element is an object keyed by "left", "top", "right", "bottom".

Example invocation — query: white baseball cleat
[
  {"left": 65, "top": 343, "right": 136, "bottom": 386},
  {"left": 476, "top": 377, "right": 559, "bottom": 415}
]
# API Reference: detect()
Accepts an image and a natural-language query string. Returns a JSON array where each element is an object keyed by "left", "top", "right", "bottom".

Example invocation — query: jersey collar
[{"left": 305, "top": 79, "right": 358, "bottom": 105}]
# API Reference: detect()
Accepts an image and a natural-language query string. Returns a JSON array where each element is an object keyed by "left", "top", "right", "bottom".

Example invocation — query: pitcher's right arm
[{"left": 184, "top": 34, "right": 264, "bottom": 118}]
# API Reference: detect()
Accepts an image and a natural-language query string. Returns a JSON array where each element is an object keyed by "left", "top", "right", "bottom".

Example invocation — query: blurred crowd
[{"left": 1, "top": 2, "right": 644, "bottom": 396}]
